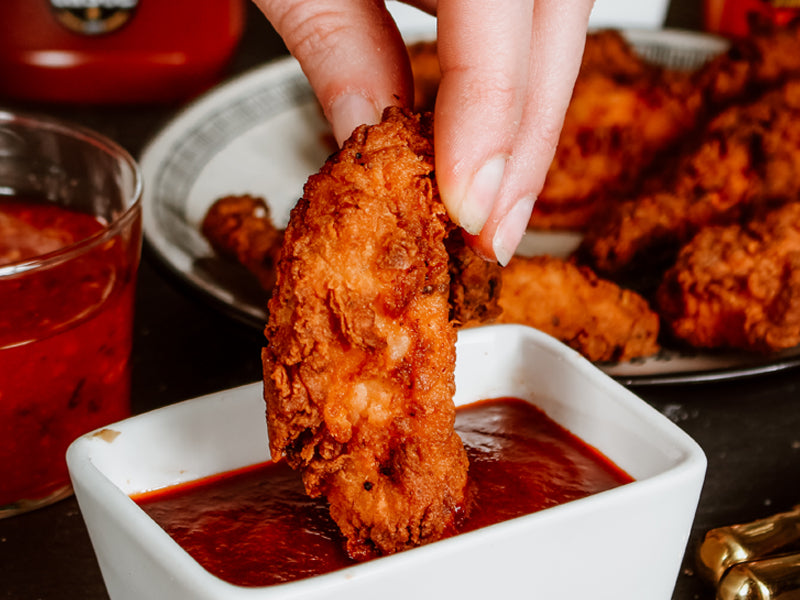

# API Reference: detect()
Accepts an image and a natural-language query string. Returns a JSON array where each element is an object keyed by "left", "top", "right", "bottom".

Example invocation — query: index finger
[{"left": 434, "top": 0, "right": 593, "bottom": 263}]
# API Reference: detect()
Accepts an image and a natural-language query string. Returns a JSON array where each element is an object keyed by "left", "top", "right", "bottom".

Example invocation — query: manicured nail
[
  {"left": 329, "top": 94, "right": 382, "bottom": 146},
  {"left": 492, "top": 195, "right": 535, "bottom": 266},
  {"left": 459, "top": 156, "right": 507, "bottom": 234}
]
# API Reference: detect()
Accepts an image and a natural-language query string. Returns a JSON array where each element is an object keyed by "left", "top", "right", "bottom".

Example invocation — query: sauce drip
[{"left": 135, "top": 398, "right": 633, "bottom": 587}]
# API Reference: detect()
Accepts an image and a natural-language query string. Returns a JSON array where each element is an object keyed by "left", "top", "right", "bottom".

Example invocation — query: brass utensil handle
[
  {"left": 698, "top": 505, "right": 800, "bottom": 584},
  {"left": 717, "top": 552, "right": 800, "bottom": 600}
]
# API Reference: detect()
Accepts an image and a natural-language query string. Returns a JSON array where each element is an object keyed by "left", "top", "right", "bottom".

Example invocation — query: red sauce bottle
[
  {"left": 705, "top": 0, "right": 800, "bottom": 37},
  {"left": 0, "top": 0, "right": 245, "bottom": 104}
]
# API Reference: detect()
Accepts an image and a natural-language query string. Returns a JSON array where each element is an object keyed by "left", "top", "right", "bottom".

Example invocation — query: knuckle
[{"left": 271, "top": 3, "right": 347, "bottom": 66}]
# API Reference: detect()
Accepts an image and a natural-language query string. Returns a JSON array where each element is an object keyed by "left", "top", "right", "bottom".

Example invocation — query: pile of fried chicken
[{"left": 205, "top": 21, "right": 800, "bottom": 363}]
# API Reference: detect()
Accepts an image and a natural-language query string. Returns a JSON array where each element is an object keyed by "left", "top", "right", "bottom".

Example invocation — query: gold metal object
[
  {"left": 697, "top": 505, "right": 800, "bottom": 584},
  {"left": 717, "top": 552, "right": 800, "bottom": 600}
]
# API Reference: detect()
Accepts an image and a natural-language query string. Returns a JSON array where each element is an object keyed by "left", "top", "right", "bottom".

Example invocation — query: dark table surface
[{"left": 2, "top": 2, "right": 799, "bottom": 599}]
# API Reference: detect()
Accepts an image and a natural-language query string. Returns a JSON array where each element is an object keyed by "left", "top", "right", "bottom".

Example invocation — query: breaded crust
[
  {"left": 657, "top": 201, "right": 800, "bottom": 353},
  {"left": 262, "top": 107, "right": 469, "bottom": 560},
  {"left": 497, "top": 255, "right": 660, "bottom": 362}
]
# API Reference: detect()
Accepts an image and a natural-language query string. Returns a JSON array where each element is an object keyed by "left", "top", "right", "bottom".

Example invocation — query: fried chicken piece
[
  {"left": 542, "top": 21, "right": 800, "bottom": 232},
  {"left": 579, "top": 28, "right": 654, "bottom": 76},
  {"left": 201, "top": 195, "right": 283, "bottom": 292},
  {"left": 446, "top": 229, "right": 502, "bottom": 328},
  {"left": 496, "top": 255, "right": 660, "bottom": 362},
  {"left": 656, "top": 202, "right": 800, "bottom": 353},
  {"left": 694, "top": 17, "right": 800, "bottom": 107},
  {"left": 262, "top": 107, "right": 469, "bottom": 561},
  {"left": 408, "top": 40, "right": 440, "bottom": 113},
  {"left": 533, "top": 43, "right": 698, "bottom": 230},
  {"left": 531, "top": 30, "right": 702, "bottom": 231},
  {"left": 579, "top": 80, "right": 800, "bottom": 278}
]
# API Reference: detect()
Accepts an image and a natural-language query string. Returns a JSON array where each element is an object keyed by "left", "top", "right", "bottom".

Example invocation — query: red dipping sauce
[
  {"left": 0, "top": 197, "right": 140, "bottom": 511},
  {"left": 134, "top": 398, "right": 633, "bottom": 588}
]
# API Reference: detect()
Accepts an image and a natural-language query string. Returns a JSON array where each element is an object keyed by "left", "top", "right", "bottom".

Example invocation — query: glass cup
[{"left": 0, "top": 110, "right": 142, "bottom": 517}]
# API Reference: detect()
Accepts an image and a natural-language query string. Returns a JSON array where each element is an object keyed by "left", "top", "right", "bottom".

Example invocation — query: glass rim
[{"left": 0, "top": 109, "right": 143, "bottom": 278}]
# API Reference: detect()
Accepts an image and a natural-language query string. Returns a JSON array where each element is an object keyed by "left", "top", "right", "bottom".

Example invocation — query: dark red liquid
[
  {"left": 134, "top": 398, "right": 633, "bottom": 587},
  {"left": 0, "top": 198, "right": 139, "bottom": 508}
]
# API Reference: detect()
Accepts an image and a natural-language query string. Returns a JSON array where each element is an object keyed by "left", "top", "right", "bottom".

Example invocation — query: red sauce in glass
[
  {"left": 134, "top": 398, "right": 633, "bottom": 587},
  {"left": 0, "top": 197, "right": 138, "bottom": 507}
]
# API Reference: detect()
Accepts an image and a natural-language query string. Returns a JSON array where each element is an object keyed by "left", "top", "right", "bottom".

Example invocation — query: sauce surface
[
  {"left": 135, "top": 398, "right": 633, "bottom": 587},
  {"left": 0, "top": 198, "right": 138, "bottom": 507}
]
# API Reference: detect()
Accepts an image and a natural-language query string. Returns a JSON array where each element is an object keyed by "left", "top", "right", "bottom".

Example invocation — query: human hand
[{"left": 252, "top": 0, "right": 594, "bottom": 264}]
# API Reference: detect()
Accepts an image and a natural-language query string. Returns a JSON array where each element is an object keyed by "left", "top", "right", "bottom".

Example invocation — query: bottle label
[{"left": 49, "top": 0, "right": 139, "bottom": 36}]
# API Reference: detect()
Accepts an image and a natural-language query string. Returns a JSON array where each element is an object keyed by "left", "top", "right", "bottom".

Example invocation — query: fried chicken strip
[
  {"left": 531, "top": 30, "right": 700, "bottom": 230},
  {"left": 656, "top": 202, "right": 800, "bottom": 353},
  {"left": 408, "top": 40, "right": 440, "bottom": 113},
  {"left": 579, "top": 80, "right": 800, "bottom": 278},
  {"left": 200, "top": 194, "right": 284, "bottom": 292},
  {"left": 262, "top": 108, "right": 469, "bottom": 560},
  {"left": 496, "top": 255, "right": 660, "bottom": 362},
  {"left": 694, "top": 17, "right": 800, "bottom": 107},
  {"left": 535, "top": 20, "right": 800, "bottom": 231},
  {"left": 446, "top": 229, "right": 502, "bottom": 328}
]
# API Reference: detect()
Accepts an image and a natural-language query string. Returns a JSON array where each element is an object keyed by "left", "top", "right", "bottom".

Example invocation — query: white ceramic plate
[
  {"left": 140, "top": 27, "right": 800, "bottom": 385},
  {"left": 68, "top": 325, "right": 706, "bottom": 600}
]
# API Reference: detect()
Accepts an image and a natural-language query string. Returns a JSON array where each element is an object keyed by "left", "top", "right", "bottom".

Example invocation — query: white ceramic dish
[{"left": 68, "top": 325, "right": 706, "bottom": 600}]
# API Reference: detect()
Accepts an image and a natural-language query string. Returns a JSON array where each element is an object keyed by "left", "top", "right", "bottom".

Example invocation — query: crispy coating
[
  {"left": 408, "top": 41, "right": 440, "bottom": 113},
  {"left": 656, "top": 202, "right": 800, "bottom": 353},
  {"left": 694, "top": 18, "right": 800, "bottom": 107},
  {"left": 496, "top": 255, "right": 660, "bottom": 362},
  {"left": 579, "top": 80, "right": 800, "bottom": 277},
  {"left": 531, "top": 30, "right": 700, "bottom": 230},
  {"left": 262, "top": 108, "right": 469, "bottom": 560},
  {"left": 579, "top": 28, "right": 654, "bottom": 76},
  {"left": 201, "top": 194, "right": 283, "bottom": 291},
  {"left": 446, "top": 229, "right": 502, "bottom": 328}
]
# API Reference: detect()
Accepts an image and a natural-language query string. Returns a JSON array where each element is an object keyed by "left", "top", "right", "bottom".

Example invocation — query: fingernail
[
  {"left": 329, "top": 94, "right": 382, "bottom": 146},
  {"left": 459, "top": 156, "right": 507, "bottom": 234},
  {"left": 493, "top": 195, "right": 534, "bottom": 266}
]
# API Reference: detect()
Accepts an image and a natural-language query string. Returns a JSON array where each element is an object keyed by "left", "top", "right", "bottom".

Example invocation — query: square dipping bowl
[{"left": 67, "top": 324, "right": 706, "bottom": 600}]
